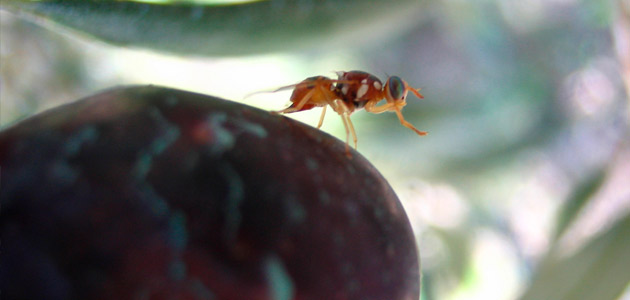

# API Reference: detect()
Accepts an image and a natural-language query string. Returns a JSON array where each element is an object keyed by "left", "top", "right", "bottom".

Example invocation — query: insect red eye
[{"left": 387, "top": 76, "right": 405, "bottom": 100}]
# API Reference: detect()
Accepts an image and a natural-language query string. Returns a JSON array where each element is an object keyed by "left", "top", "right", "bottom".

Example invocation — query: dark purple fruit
[{"left": 0, "top": 86, "right": 419, "bottom": 300}]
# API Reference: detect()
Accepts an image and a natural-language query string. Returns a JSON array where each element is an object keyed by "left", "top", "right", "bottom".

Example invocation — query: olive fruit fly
[{"left": 261, "top": 71, "right": 428, "bottom": 156}]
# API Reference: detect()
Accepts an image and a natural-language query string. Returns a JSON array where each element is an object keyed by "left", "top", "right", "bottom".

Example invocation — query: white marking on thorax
[
  {"left": 373, "top": 81, "right": 382, "bottom": 90},
  {"left": 356, "top": 84, "right": 369, "bottom": 99},
  {"left": 341, "top": 85, "right": 349, "bottom": 95}
]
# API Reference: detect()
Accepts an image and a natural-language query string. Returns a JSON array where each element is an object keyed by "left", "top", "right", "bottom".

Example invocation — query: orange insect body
[
  {"left": 284, "top": 76, "right": 337, "bottom": 113},
  {"left": 276, "top": 70, "right": 427, "bottom": 156}
]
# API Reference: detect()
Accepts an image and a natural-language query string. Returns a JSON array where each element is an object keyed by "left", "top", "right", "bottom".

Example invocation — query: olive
[{"left": 0, "top": 86, "right": 419, "bottom": 300}]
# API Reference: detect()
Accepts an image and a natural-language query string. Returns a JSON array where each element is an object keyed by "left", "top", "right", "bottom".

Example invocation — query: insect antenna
[{"left": 407, "top": 84, "right": 425, "bottom": 99}]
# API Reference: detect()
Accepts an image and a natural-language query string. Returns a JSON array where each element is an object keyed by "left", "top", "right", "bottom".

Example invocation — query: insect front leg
[
  {"left": 393, "top": 108, "right": 427, "bottom": 136},
  {"left": 364, "top": 101, "right": 398, "bottom": 114}
]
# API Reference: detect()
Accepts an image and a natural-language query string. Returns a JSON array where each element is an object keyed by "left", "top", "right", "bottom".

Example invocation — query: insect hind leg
[{"left": 276, "top": 88, "right": 316, "bottom": 114}]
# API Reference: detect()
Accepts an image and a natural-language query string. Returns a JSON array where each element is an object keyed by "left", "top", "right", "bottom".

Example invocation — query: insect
[{"left": 269, "top": 71, "right": 427, "bottom": 156}]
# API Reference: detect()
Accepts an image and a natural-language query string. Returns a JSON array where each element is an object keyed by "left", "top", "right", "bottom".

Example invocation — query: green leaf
[
  {"left": 520, "top": 213, "right": 630, "bottom": 300},
  {"left": 553, "top": 169, "right": 607, "bottom": 241},
  {"left": 1, "top": 0, "right": 425, "bottom": 56}
]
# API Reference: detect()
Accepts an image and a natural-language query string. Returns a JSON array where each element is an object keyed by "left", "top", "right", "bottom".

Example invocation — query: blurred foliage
[
  {"left": 1, "top": 0, "right": 630, "bottom": 300},
  {"left": 552, "top": 169, "right": 607, "bottom": 241},
  {"left": 1, "top": 0, "right": 424, "bottom": 56},
  {"left": 521, "top": 213, "right": 630, "bottom": 300}
]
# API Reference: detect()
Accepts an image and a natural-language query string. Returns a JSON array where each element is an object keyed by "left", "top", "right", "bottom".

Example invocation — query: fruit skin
[{"left": 0, "top": 86, "right": 420, "bottom": 300}]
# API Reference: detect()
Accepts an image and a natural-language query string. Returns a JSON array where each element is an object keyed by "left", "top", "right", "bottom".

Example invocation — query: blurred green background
[{"left": 1, "top": 0, "right": 629, "bottom": 299}]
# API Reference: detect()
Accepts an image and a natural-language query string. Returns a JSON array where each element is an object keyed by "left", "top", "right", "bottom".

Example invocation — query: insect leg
[
  {"left": 364, "top": 101, "right": 399, "bottom": 114},
  {"left": 394, "top": 107, "right": 428, "bottom": 136},
  {"left": 339, "top": 113, "right": 351, "bottom": 155},
  {"left": 336, "top": 100, "right": 358, "bottom": 149},
  {"left": 316, "top": 84, "right": 338, "bottom": 129},
  {"left": 328, "top": 100, "right": 351, "bottom": 155},
  {"left": 277, "top": 88, "right": 316, "bottom": 114},
  {"left": 346, "top": 114, "right": 357, "bottom": 149},
  {"left": 317, "top": 106, "right": 327, "bottom": 129}
]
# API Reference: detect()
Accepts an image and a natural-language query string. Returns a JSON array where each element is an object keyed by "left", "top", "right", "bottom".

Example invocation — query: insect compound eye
[{"left": 387, "top": 76, "right": 405, "bottom": 100}]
